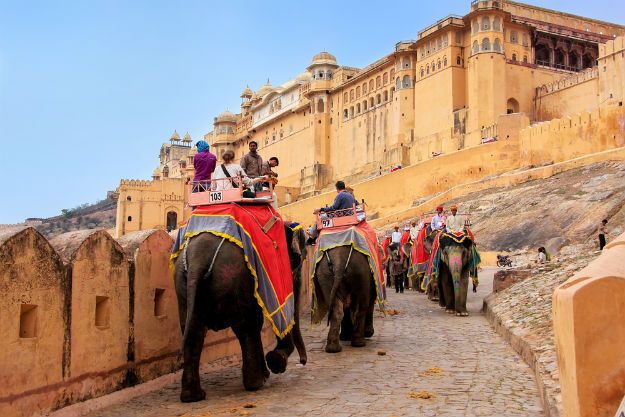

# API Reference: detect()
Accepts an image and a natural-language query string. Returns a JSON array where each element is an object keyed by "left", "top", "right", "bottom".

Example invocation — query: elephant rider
[
  {"left": 431, "top": 205, "right": 445, "bottom": 231},
  {"left": 307, "top": 180, "right": 358, "bottom": 244},
  {"left": 445, "top": 204, "right": 465, "bottom": 234},
  {"left": 409, "top": 220, "right": 419, "bottom": 241},
  {"left": 389, "top": 225, "right": 402, "bottom": 251}
]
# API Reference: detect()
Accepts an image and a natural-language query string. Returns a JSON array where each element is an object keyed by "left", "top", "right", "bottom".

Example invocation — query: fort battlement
[
  {"left": 536, "top": 67, "right": 598, "bottom": 98},
  {"left": 119, "top": 179, "right": 153, "bottom": 187}
]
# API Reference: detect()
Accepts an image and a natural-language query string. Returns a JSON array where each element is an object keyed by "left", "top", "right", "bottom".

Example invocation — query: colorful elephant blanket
[
  {"left": 311, "top": 221, "right": 386, "bottom": 323},
  {"left": 171, "top": 203, "right": 294, "bottom": 338},
  {"left": 421, "top": 231, "right": 481, "bottom": 291}
]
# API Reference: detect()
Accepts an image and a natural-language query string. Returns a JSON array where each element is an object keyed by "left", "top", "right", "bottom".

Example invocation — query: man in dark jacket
[{"left": 240, "top": 141, "right": 263, "bottom": 177}]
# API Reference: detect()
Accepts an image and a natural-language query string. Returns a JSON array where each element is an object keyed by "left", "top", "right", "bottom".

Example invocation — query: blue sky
[{"left": 0, "top": 1, "right": 623, "bottom": 224}]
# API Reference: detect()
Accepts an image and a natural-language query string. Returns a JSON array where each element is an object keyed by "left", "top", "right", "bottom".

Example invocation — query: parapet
[{"left": 536, "top": 67, "right": 599, "bottom": 97}]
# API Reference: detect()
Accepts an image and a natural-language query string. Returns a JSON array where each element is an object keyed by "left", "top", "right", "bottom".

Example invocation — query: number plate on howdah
[
  {"left": 209, "top": 191, "right": 223, "bottom": 203},
  {"left": 322, "top": 219, "right": 333, "bottom": 228}
]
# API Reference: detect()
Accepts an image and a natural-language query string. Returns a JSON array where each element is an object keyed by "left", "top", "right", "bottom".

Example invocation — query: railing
[
  {"left": 187, "top": 176, "right": 274, "bottom": 207},
  {"left": 418, "top": 14, "right": 463, "bottom": 38},
  {"left": 316, "top": 204, "right": 366, "bottom": 230}
]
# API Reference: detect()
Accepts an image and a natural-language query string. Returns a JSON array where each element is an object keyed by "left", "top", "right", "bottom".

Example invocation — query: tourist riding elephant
[
  {"left": 173, "top": 225, "right": 307, "bottom": 402},
  {"left": 314, "top": 246, "right": 376, "bottom": 353},
  {"left": 437, "top": 233, "right": 477, "bottom": 316}
]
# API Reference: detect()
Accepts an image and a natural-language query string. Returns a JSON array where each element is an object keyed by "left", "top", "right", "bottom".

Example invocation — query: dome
[
  {"left": 182, "top": 132, "right": 192, "bottom": 142},
  {"left": 240, "top": 85, "right": 254, "bottom": 98},
  {"left": 170, "top": 130, "right": 180, "bottom": 141},
  {"left": 152, "top": 167, "right": 162, "bottom": 177},
  {"left": 214, "top": 110, "right": 237, "bottom": 124},
  {"left": 310, "top": 51, "right": 337, "bottom": 66},
  {"left": 256, "top": 80, "right": 273, "bottom": 96}
]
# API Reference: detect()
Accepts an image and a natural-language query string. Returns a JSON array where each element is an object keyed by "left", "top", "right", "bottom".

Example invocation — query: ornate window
[
  {"left": 437, "top": 60, "right": 441, "bottom": 69},
  {"left": 457, "top": 56, "right": 462, "bottom": 65},
  {"left": 482, "top": 38, "right": 491, "bottom": 51},
  {"left": 397, "top": 77, "right": 402, "bottom": 88},
  {"left": 472, "top": 20, "right": 478, "bottom": 34},
  {"left": 402, "top": 75, "right": 411, "bottom": 88},
  {"left": 403, "top": 57, "right": 411, "bottom": 68},
  {"left": 350, "top": 89, "right": 354, "bottom": 100},
  {"left": 383, "top": 72, "right": 388, "bottom": 85},
  {"left": 376, "top": 76, "right": 381, "bottom": 88},
  {"left": 356, "top": 86, "right": 361, "bottom": 98},
  {"left": 472, "top": 41, "right": 479, "bottom": 54},
  {"left": 482, "top": 17, "right": 490, "bottom": 31},
  {"left": 522, "top": 34, "right": 529, "bottom": 47},
  {"left": 494, "top": 38, "right": 502, "bottom": 52},
  {"left": 343, "top": 92, "right": 348, "bottom": 103},
  {"left": 510, "top": 30, "right": 518, "bottom": 44},
  {"left": 369, "top": 80, "right": 374, "bottom": 91},
  {"left": 493, "top": 17, "right": 501, "bottom": 31},
  {"left": 383, "top": 90, "right": 388, "bottom": 101},
  {"left": 362, "top": 82, "right": 367, "bottom": 94},
  {"left": 444, "top": 56, "right": 448, "bottom": 66},
  {"left": 523, "top": 55, "right": 528, "bottom": 63},
  {"left": 511, "top": 53, "right": 517, "bottom": 61}
]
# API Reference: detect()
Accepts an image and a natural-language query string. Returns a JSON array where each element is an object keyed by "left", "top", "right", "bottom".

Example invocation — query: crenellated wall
[
  {"left": 534, "top": 67, "right": 599, "bottom": 121},
  {"left": 0, "top": 227, "right": 302, "bottom": 417}
]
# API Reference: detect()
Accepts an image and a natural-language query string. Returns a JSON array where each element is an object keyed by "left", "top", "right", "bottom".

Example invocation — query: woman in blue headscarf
[{"left": 193, "top": 140, "right": 217, "bottom": 189}]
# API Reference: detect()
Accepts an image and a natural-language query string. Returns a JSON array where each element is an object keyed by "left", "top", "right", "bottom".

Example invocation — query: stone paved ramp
[{"left": 85, "top": 268, "right": 544, "bottom": 417}]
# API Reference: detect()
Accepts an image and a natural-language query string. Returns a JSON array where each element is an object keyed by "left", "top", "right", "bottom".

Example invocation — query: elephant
[
  {"left": 173, "top": 225, "right": 307, "bottom": 402},
  {"left": 436, "top": 233, "right": 476, "bottom": 316},
  {"left": 313, "top": 246, "right": 376, "bottom": 353},
  {"left": 411, "top": 225, "right": 440, "bottom": 298}
]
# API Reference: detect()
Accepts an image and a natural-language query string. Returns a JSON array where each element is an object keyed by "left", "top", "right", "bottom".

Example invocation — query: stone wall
[
  {"left": 0, "top": 227, "right": 299, "bottom": 417},
  {"left": 534, "top": 68, "right": 599, "bottom": 121},
  {"left": 553, "top": 232, "right": 625, "bottom": 417}
]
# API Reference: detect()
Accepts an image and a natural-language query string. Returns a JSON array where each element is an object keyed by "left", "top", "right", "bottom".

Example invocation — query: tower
[
  {"left": 210, "top": 111, "right": 238, "bottom": 157},
  {"left": 465, "top": 0, "right": 507, "bottom": 146}
]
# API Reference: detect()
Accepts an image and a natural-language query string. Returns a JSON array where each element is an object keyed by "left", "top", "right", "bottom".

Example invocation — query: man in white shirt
[
  {"left": 431, "top": 206, "right": 445, "bottom": 230},
  {"left": 409, "top": 220, "right": 419, "bottom": 241},
  {"left": 445, "top": 204, "right": 465, "bottom": 234},
  {"left": 390, "top": 225, "right": 402, "bottom": 250}
]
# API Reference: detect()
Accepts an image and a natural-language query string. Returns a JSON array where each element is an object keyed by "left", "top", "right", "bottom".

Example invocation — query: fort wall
[
  {"left": 0, "top": 227, "right": 305, "bottom": 417},
  {"left": 553, "top": 232, "right": 625, "bottom": 417}
]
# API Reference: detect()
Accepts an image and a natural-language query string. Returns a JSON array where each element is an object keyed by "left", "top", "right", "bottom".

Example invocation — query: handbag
[{"left": 220, "top": 164, "right": 240, "bottom": 188}]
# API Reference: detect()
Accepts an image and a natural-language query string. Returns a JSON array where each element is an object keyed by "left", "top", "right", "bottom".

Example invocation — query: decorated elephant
[
  {"left": 411, "top": 224, "right": 440, "bottom": 299},
  {"left": 436, "top": 233, "right": 480, "bottom": 316},
  {"left": 313, "top": 246, "right": 376, "bottom": 352},
  {"left": 173, "top": 224, "right": 307, "bottom": 402}
]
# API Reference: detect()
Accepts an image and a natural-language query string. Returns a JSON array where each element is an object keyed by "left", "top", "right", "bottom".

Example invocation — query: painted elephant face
[{"left": 440, "top": 242, "right": 471, "bottom": 277}]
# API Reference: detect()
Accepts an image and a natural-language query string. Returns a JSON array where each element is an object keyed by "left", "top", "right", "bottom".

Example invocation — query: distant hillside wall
[
  {"left": 280, "top": 135, "right": 521, "bottom": 227},
  {"left": 520, "top": 105, "right": 625, "bottom": 166}
]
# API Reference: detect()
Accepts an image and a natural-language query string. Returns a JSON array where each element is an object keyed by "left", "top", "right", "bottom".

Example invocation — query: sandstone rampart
[{"left": 0, "top": 227, "right": 301, "bottom": 417}]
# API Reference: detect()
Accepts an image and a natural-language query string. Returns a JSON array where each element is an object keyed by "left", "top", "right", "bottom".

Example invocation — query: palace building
[{"left": 115, "top": 0, "right": 625, "bottom": 237}]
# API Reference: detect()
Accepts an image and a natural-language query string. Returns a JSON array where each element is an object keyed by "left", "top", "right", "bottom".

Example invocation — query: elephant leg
[
  {"left": 351, "top": 306, "right": 367, "bottom": 347},
  {"left": 325, "top": 298, "right": 344, "bottom": 353},
  {"left": 266, "top": 332, "right": 294, "bottom": 374},
  {"left": 180, "top": 316, "right": 206, "bottom": 403},
  {"left": 232, "top": 313, "right": 267, "bottom": 391},
  {"left": 454, "top": 273, "right": 470, "bottom": 316},
  {"left": 292, "top": 309, "right": 307, "bottom": 365},
  {"left": 339, "top": 309, "right": 353, "bottom": 341},
  {"left": 364, "top": 299, "right": 375, "bottom": 338},
  {"left": 442, "top": 275, "right": 455, "bottom": 314}
]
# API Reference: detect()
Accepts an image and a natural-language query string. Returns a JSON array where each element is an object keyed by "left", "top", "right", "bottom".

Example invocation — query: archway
[
  {"left": 535, "top": 43, "right": 551, "bottom": 66},
  {"left": 506, "top": 98, "right": 519, "bottom": 114},
  {"left": 582, "top": 53, "right": 595, "bottom": 69},
  {"left": 166, "top": 211, "right": 178, "bottom": 232}
]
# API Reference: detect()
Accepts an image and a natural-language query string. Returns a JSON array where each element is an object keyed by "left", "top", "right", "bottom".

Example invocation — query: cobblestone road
[{"left": 84, "top": 268, "right": 544, "bottom": 417}]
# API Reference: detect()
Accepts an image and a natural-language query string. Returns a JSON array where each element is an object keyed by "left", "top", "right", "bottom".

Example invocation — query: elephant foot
[
  {"left": 339, "top": 331, "right": 352, "bottom": 342},
  {"left": 455, "top": 311, "right": 469, "bottom": 317},
  {"left": 364, "top": 326, "right": 375, "bottom": 338},
  {"left": 262, "top": 363, "right": 270, "bottom": 379},
  {"left": 445, "top": 308, "right": 455, "bottom": 314},
  {"left": 351, "top": 337, "right": 366, "bottom": 348},
  {"left": 325, "top": 342, "right": 342, "bottom": 353},
  {"left": 180, "top": 386, "right": 206, "bottom": 403},
  {"left": 299, "top": 357, "right": 307, "bottom": 366},
  {"left": 266, "top": 350, "right": 288, "bottom": 374}
]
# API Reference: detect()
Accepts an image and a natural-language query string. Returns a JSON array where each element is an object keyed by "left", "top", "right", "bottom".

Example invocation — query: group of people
[{"left": 192, "top": 140, "right": 280, "bottom": 193}]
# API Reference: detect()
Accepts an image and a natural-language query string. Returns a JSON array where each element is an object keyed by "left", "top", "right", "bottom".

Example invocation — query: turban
[
  {"left": 450, "top": 204, "right": 458, "bottom": 211},
  {"left": 436, "top": 205, "right": 444, "bottom": 211},
  {"left": 196, "top": 140, "right": 210, "bottom": 153}
]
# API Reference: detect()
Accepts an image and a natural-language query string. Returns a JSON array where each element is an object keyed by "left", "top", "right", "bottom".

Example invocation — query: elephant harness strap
[
  {"left": 324, "top": 245, "right": 354, "bottom": 273},
  {"left": 181, "top": 236, "right": 227, "bottom": 277}
]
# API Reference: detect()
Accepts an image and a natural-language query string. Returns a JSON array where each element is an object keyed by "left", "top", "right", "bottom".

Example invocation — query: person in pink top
[{"left": 193, "top": 140, "right": 217, "bottom": 192}]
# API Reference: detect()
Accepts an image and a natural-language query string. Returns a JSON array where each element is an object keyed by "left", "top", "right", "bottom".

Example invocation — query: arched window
[
  {"left": 343, "top": 109, "right": 348, "bottom": 120},
  {"left": 403, "top": 57, "right": 411, "bottom": 68},
  {"left": 494, "top": 38, "right": 502, "bottom": 52},
  {"left": 356, "top": 103, "right": 361, "bottom": 114},
  {"left": 511, "top": 53, "right": 517, "bottom": 61},
  {"left": 506, "top": 98, "right": 519, "bottom": 114},
  {"left": 457, "top": 56, "right": 461, "bottom": 65},
  {"left": 522, "top": 34, "right": 529, "bottom": 47},
  {"left": 376, "top": 76, "right": 381, "bottom": 87},
  {"left": 317, "top": 99, "right": 324, "bottom": 113},
  {"left": 493, "top": 17, "right": 501, "bottom": 31},
  {"left": 523, "top": 55, "right": 528, "bottom": 64},
  {"left": 402, "top": 75, "right": 411, "bottom": 88},
  {"left": 472, "top": 41, "right": 479, "bottom": 54},
  {"left": 437, "top": 37, "right": 442, "bottom": 49},
  {"left": 343, "top": 92, "right": 348, "bottom": 103},
  {"left": 376, "top": 94, "right": 381, "bottom": 104},
  {"left": 369, "top": 80, "right": 374, "bottom": 91},
  {"left": 510, "top": 30, "right": 518, "bottom": 44},
  {"left": 390, "top": 87, "right": 395, "bottom": 99},
  {"left": 390, "top": 68, "right": 395, "bottom": 80},
  {"left": 356, "top": 86, "right": 360, "bottom": 98},
  {"left": 363, "top": 100, "right": 367, "bottom": 110},
  {"left": 444, "top": 56, "right": 448, "bottom": 66},
  {"left": 350, "top": 106, "right": 354, "bottom": 117},
  {"left": 420, "top": 68, "right": 424, "bottom": 77},
  {"left": 370, "top": 97, "right": 374, "bottom": 107},
  {"left": 350, "top": 89, "right": 354, "bottom": 100},
  {"left": 383, "top": 90, "right": 388, "bottom": 101},
  {"left": 535, "top": 43, "right": 550, "bottom": 66},
  {"left": 437, "top": 60, "right": 441, "bottom": 69},
  {"left": 555, "top": 48, "right": 565, "bottom": 68},
  {"left": 362, "top": 82, "right": 367, "bottom": 94},
  {"left": 568, "top": 51, "right": 579, "bottom": 69},
  {"left": 383, "top": 72, "right": 388, "bottom": 85},
  {"left": 396, "top": 77, "right": 402, "bottom": 89},
  {"left": 166, "top": 211, "right": 177, "bottom": 232},
  {"left": 481, "top": 16, "right": 490, "bottom": 31},
  {"left": 582, "top": 53, "right": 595, "bottom": 69},
  {"left": 472, "top": 19, "right": 478, "bottom": 34},
  {"left": 481, "top": 38, "right": 491, "bottom": 51},
  {"left": 426, "top": 65, "right": 430, "bottom": 74},
  {"left": 318, "top": 70, "right": 324, "bottom": 79}
]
